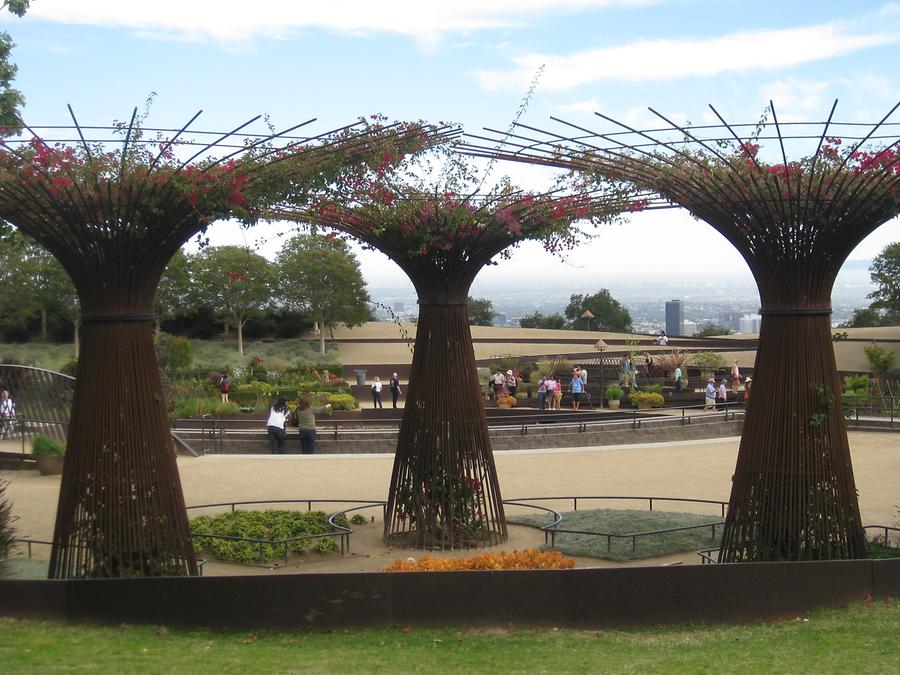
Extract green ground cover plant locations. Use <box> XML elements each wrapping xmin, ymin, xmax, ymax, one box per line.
<box><xmin>189</xmin><ymin>510</ymin><xmax>347</xmax><ymax>564</ymax></box>
<box><xmin>508</xmin><ymin>508</ymin><xmax>723</xmax><ymax>561</ymax></box>
<box><xmin>0</xmin><ymin>602</ymin><xmax>895</xmax><ymax>673</ymax></box>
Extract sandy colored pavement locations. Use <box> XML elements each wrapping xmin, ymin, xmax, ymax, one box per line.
<box><xmin>2</xmin><ymin>431</ymin><xmax>897</xmax><ymax>574</ymax></box>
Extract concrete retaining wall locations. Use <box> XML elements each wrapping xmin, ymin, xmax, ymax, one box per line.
<box><xmin>181</xmin><ymin>418</ymin><xmax>745</xmax><ymax>455</ymax></box>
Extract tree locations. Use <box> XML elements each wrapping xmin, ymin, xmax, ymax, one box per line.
<box><xmin>866</xmin><ymin>242</ymin><xmax>900</xmax><ymax>320</ymax></box>
<box><xmin>190</xmin><ymin>246</ymin><xmax>273</xmax><ymax>355</ymax></box>
<box><xmin>467</xmin><ymin>297</ymin><xmax>497</xmax><ymax>327</ymax></box>
<box><xmin>564</xmin><ymin>290</ymin><xmax>631</xmax><ymax>332</ymax></box>
<box><xmin>519</xmin><ymin>311</ymin><xmax>567</xmax><ymax>329</ymax></box>
<box><xmin>864</xmin><ymin>343</ymin><xmax>897</xmax><ymax>393</ymax></box>
<box><xmin>277</xmin><ymin>232</ymin><xmax>372</xmax><ymax>354</ymax></box>
<box><xmin>0</xmin><ymin>225</ymin><xmax>32</xmax><ymax>334</ymax></box>
<box><xmin>155</xmin><ymin>249</ymin><xmax>192</xmax><ymax>331</ymax></box>
<box><xmin>0</xmin><ymin>1</ymin><xmax>28</xmax><ymax>131</ymax></box>
<box><xmin>19</xmin><ymin>237</ymin><xmax>79</xmax><ymax>342</ymax></box>
<box><xmin>840</xmin><ymin>307</ymin><xmax>882</xmax><ymax>328</ymax></box>
<box><xmin>696</xmin><ymin>323</ymin><xmax>734</xmax><ymax>337</ymax></box>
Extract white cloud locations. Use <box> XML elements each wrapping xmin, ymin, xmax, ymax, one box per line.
<box><xmin>758</xmin><ymin>78</ymin><xmax>832</xmax><ymax>121</ymax></box>
<box><xmin>476</xmin><ymin>18</ymin><xmax>900</xmax><ymax>90</ymax></box>
<box><xmin>23</xmin><ymin>0</ymin><xmax>659</xmax><ymax>45</ymax></box>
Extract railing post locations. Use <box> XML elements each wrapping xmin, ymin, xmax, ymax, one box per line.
<box><xmin>649</xmin><ymin>498</ymin><xmax>653</xmax><ymax>512</ymax></box>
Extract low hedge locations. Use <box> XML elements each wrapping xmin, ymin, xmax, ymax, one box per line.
<box><xmin>190</xmin><ymin>510</ymin><xmax>348</xmax><ymax>564</ymax></box>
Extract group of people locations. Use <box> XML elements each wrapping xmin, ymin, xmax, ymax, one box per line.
<box><xmin>370</xmin><ymin>374</ymin><xmax>402</xmax><ymax>409</ymax></box>
<box><xmin>490</xmin><ymin>369</ymin><xmax>520</xmax><ymax>399</ymax></box>
<box><xmin>536</xmin><ymin>366</ymin><xmax>588</xmax><ymax>411</ymax></box>
<box><xmin>266</xmin><ymin>396</ymin><xmax>332</xmax><ymax>455</ymax></box>
<box><xmin>703</xmin><ymin>361</ymin><xmax>752</xmax><ymax>411</ymax></box>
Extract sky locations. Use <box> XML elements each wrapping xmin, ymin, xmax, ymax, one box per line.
<box><xmin>5</xmin><ymin>0</ymin><xmax>900</xmax><ymax>293</ymax></box>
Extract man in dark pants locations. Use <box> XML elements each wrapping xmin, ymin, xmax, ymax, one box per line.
<box><xmin>389</xmin><ymin>372</ymin><xmax>402</xmax><ymax>408</ymax></box>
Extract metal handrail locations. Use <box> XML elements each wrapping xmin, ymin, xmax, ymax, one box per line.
<box><xmin>199</xmin><ymin>414</ymin><xmax>224</xmax><ymax>454</ymax></box>
<box><xmin>185</xmin><ymin>498</ymin><xmax>388</xmax><ymax>557</ymax></box>
<box><xmin>505</xmin><ymin>495</ymin><xmax>729</xmax><ymax>554</ymax></box>
<box><xmin>697</xmin><ymin>525</ymin><xmax>900</xmax><ymax>565</ymax></box>
<box><xmin>8</xmin><ymin>538</ymin><xmax>207</xmax><ymax>575</ymax></box>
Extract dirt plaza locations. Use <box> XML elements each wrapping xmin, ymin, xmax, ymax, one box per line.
<box><xmin>2</xmin><ymin>430</ymin><xmax>896</xmax><ymax>575</ymax></box>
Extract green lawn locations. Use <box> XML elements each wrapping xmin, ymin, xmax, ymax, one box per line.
<box><xmin>508</xmin><ymin>508</ymin><xmax>724</xmax><ymax>562</ymax></box>
<box><xmin>0</xmin><ymin>601</ymin><xmax>895</xmax><ymax>673</ymax></box>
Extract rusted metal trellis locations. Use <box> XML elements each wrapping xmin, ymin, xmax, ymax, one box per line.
<box><xmin>463</xmin><ymin>100</ymin><xmax>900</xmax><ymax>561</ymax></box>
<box><xmin>0</xmin><ymin>109</ymin><xmax>434</xmax><ymax>577</ymax></box>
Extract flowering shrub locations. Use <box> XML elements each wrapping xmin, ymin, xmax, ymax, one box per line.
<box><xmin>394</xmin><ymin>465</ymin><xmax>489</xmax><ymax>543</ymax></box>
<box><xmin>384</xmin><ymin>548</ymin><xmax>575</xmax><ymax>572</ymax></box>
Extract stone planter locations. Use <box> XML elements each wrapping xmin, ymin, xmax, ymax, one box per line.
<box><xmin>608</xmin><ymin>400</ymin><xmax>621</xmax><ymax>409</ymax></box>
<box><xmin>36</xmin><ymin>456</ymin><xmax>63</xmax><ymax>476</ymax></box>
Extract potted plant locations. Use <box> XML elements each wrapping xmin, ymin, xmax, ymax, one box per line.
<box><xmin>605</xmin><ymin>384</ymin><xmax>623</xmax><ymax>409</ymax></box>
<box><xmin>629</xmin><ymin>390</ymin><xmax>665</xmax><ymax>409</ymax></box>
<box><xmin>31</xmin><ymin>435</ymin><xmax>65</xmax><ymax>476</ymax></box>
<box><xmin>496</xmin><ymin>394</ymin><xmax>517</xmax><ymax>409</ymax></box>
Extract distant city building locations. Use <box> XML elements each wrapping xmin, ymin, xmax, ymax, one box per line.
<box><xmin>717</xmin><ymin>310</ymin><xmax>743</xmax><ymax>332</ymax></box>
<box><xmin>739</xmin><ymin>314</ymin><xmax>762</xmax><ymax>334</ymax></box>
<box><xmin>493</xmin><ymin>313</ymin><xmax>508</xmax><ymax>327</ymax></box>
<box><xmin>665</xmin><ymin>300</ymin><xmax>684</xmax><ymax>337</ymax></box>
<box><xmin>393</xmin><ymin>301</ymin><xmax>405</xmax><ymax>313</ymax></box>
<box><xmin>682</xmin><ymin>319</ymin><xmax>698</xmax><ymax>336</ymax></box>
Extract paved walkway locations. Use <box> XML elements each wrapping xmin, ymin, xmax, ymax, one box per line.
<box><xmin>2</xmin><ymin>431</ymin><xmax>896</xmax><ymax>574</ymax></box>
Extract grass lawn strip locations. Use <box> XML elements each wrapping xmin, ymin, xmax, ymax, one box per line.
<box><xmin>0</xmin><ymin>601</ymin><xmax>895</xmax><ymax>673</ymax></box>
<box><xmin>507</xmin><ymin>508</ymin><xmax>724</xmax><ymax>561</ymax></box>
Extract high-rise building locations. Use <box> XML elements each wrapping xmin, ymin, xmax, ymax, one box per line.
<box><xmin>665</xmin><ymin>300</ymin><xmax>684</xmax><ymax>336</ymax></box>
<box><xmin>738</xmin><ymin>314</ymin><xmax>762</xmax><ymax>334</ymax></box>
<box><xmin>682</xmin><ymin>319</ymin><xmax>698</xmax><ymax>336</ymax></box>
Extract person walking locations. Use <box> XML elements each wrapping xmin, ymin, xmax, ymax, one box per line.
<box><xmin>266</xmin><ymin>397</ymin><xmax>290</xmax><ymax>454</ymax></box>
<box><xmin>718</xmin><ymin>378</ymin><xmax>728</xmax><ymax>406</ymax></box>
<box><xmin>674</xmin><ymin>366</ymin><xmax>683</xmax><ymax>394</ymax></box>
<box><xmin>731</xmin><ymin>359</ymin><xmax>741</xmax><ymax>393</ymax></box>
<box><xmin>371</xmin><ymin>376</ymin><xmax>383</xmax><ymax>409</ymax></box>
<box><xmin>626</xmin><ymin>356</ymin><xmax>637</xmax><ymax>389</ymax></box>
<box><xmin>618</xmin><ymin>355</ymin><xmax>628</xmax><ymax>385</ymax></box>
<box><xmin>644</xmin><ymin>352</ymin><xmax>655</xmax><ymax>381</ymax></box>
<box><xmin>294</xmin><ymin>397</ymin><xmax>331</xmax><ymax>454</ymax></box>
<box><xmin>570</xmin><ymin>370</ymin><xmax>585</xmax><ymax>411</ymax></box>
<box><xmin>704</xmin><ymin>378</ymin><xmax>717</xmax><ymax>412</ymax></box>
<box><xmin>389</xmin><ymin>373</ymin><xmax>402</xmax><ymax>408</ymax></box>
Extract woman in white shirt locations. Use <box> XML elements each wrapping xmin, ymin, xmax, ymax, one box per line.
<box><xmin>266</xmin><ymin>397</ymin><xmax>290</xmax><ymax>454</ymax></box>
<box><xmin>371</xmin><ymin>376</ymin><xmax>384</xmax><ymax>409</ymax></box>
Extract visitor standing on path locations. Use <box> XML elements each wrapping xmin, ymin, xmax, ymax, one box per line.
<box><xmin>626</xmin><ymin>356</ymin><xmax>637</xmax><ymax>389</ymax></box>
<box><xmin>704</xmin><ymin>378</ymin><xmax>717</xmax><ymax>411</ymax></box>
<box><xmin>266</xmin><ymin>397</ymin><xmax>290</xmax><ymax>454</ymax></box>
<box><xmin>294</xmin><ymin>397</ymin><xmax>331</xmax><ymax>454</ymax></box>
<box><xmin>545</xmin><ymin>376</ymin><xmax>558</xmax><ymax>410</ymax></box>
<box><xmin>371</xmin><ymin>376</ymin><xmax>383</xmax><ymax>409</ymax></box>
<box><xmin>219</xmin><ymin>376</ymin><xmax>230</xmax><ymax>403</ymax></box>
<box><xmin>0</xmin><ymin>390</ymin><xmax>15</xmax><ymax>438</ymax></box>
<box><xmin>570</xmin><ymin>370</ymin><xmax>585</xmax><ymax>411</ymax></box>
<box><xmin>674</xmin><ymin>366</ymin><xmax>683</xmax><ymax>394</ymax></box>
<box><xmin>644</xmin><ymin>352</ymin><xmax>655</xmax><ymax>381</ymax></box>
<box><xmin>718</xmin><ymin>379</ymin><xmax>728</xmax><ymax>406</ymax></box>
<box><xmin>389</xmin><ymin>373</ymin><xmax>402</xmax><ymax>408</ymax></box>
